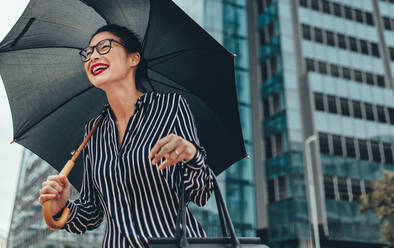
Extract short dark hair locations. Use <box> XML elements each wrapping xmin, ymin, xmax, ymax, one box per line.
<box><xmin>90</xmin><ymin>24</ymin><xmax>147</xmax><ymax>90</ymax></box>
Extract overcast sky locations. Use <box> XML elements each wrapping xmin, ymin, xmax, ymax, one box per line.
<box><xmin>0</xmin><ymin>0</ymin><xmax>30</xmax><ymax>237</ymax></box>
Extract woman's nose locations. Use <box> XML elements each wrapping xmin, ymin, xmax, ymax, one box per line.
<box><xmin>90</xmin><ymin>47</ymin><xmax>101</xmax><ymax>61</ymax></box>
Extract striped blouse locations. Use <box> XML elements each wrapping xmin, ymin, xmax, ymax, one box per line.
<box><xmin>59</xmin><ymin>92</ymin><xmax>214</xmax><ymax>247</ymax></box>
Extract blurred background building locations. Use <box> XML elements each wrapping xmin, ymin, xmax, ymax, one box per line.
<box><xmin>248</xmin><ymin>0</ymin><xmax>394</xmax><ymax>247</ymax></box>
<box><xmin>6</xmin><ymin>0</ymin><xmax>394</xmax><ymax>248</ymax></box>
<box><xmin>6</xmin><ymin>150</ymin><xmax>105</xmax><ymax>248</ymax></box>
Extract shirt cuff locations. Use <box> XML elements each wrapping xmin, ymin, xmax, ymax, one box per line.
<box><xmin>184</xmin><ymin>142</ymin><xmax>206</xmax><ymax>170</ymax></box>
<box><xmin>52</xmin><ymin>200</ymin><xmax>76</xmax><ymax>225</ymax></box>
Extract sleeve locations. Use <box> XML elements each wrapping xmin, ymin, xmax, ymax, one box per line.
<box><xmin>54</xmin><ymin>125</ymin><xmax>104</xmax><ymax>234</ymax></box>
<box><xmin>173</xmin><ymin>95</ymin><xmax>214</xmax><ymax>207</ymax></box>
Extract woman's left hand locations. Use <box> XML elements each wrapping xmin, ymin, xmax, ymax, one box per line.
<box><xmin>149</xmin><ymin>134</ymin><xmax>196</xmax><ymax>170</ymax></box>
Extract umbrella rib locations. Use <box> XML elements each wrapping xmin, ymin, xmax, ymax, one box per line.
<box><xmin>10</xmin><ymin>17</ymin><xmax>36</xmax><ymax>47</ymax></box>
<box><xmin>14</xmin><ymin>85</ymin><xmax>95</xmax><ymax>141</ymax></box>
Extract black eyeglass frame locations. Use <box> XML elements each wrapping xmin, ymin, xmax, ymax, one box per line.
<box><xmin>79</xmin><ymin>38</ymin><xmax>125</xmax><ymax>62</ymax></box>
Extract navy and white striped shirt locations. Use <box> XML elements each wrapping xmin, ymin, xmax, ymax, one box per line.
<box><xmin>60</xmin><ymin>92</ymin><xmax>214</xmax><ymax>247</ymax></box>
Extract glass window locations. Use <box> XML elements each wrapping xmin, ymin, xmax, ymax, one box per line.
<box><xmin>275</xmin><ymin>132</ymin><xmax>284</xmax><ymax>155</ymax></box>
<box><xmin>383</xmin><ymin>17</ymin><xmax>392</xmax><ymax>30</ymax></box>
<box><xmin>311</xmin><ymin>0</ymin><xmax>319</xmax><ymax>10</ymax></box>
<box><xmin>314</xmin><ymin>28</ymin><xmax>323</xmax><ymax>43</ymax></box>
<box><xmin>340</xmin><ymin>98</ymin><xmax>350</xmax><ymax>116</ymax></box>
<box><xmin>349</xmin><ymin>37</ymin><xmax>358</xmax><ymax>52</ymax></box>
<box><xmin>330</xmin><ymin>64</ymin><xmax>339</xmax><ymax>77</ymax></box>
<box><xmin>265</xmin><ymin>136</ymin><xmax>273</xmax><ymax>158</ymax></box>
<box><xmin>354</xmin><ymin>70</ymin><xmax>363</xmax><ymax>82</ymax></box>
<box><xmin>270</xmin><ymin>55</ymin><xmax>278</xmax><ymax>75</ymax></box>
<box><xmin>370</xmin><ymin>141</ymin><xmax>382</xmax><ymax>162</ymax></box>
<box><xmin>352</xmin><ymin>100</ymin><xmax>363</xmax><ymax>118</ymax></box>
<box><xmin>376</xmin><ymin>106</ymin><xmax>387</xmax><ymax>123</ymax></box>
<box><xmin>337</xmin><ymin>34</ymin><xmax>346</xmax><ymax>49</ymax></box>
<box><xmin>263</xmin><ymin>97</ymin><xmax>270</xmax><ymax>119</ymax></box>
<box><xmin>358</xmin><ymin>139</ymin><xmax>369</xmax><ymax>160</ymax></box>
<box><xmin>365</xmin><ymin>72</ymin><xmax>374</xmax><ymax>85</ymax></box>
<box><xmin>326</xmin><ymin>31</ymin><xmax>335</xmax><ymax>46</ymax></box>
<box><xmin>388</xmin><ymin>108</ymin><xmax>394</xmax><ymax>124</ymax></box>
<box><xmin>345</xmin><ymin>137</ymin><xmax>356</xmax><ymax>158</ymax></box>
<box><xmin>268</xmin><ymin>179</ymin><xmax>275</xmax><ymax>203</ymax></box>
<box><xmin>306</xmin><ymin>58</ymin><xmax>315</xmax><ymax>71</ymax></box>
<box><xmin>337</xmin><ymin>178</ymin><xmax>349</xmax><ymax>201</ymax></box>
<box><xmin>383</xmin><ymin>143</ymin><xmax>394</xmax><ymax>164</ymax></box>
<box><xmin>344</xmin><ymin>6</ymin><xmax>353</xmax><ymax>20</ymax></box>
<box><xmin>360</xmin><ymin>40</ymin><xmax>369</xmax><ymax>55</ymax></box>
<box><xmin>319</xmin><ymin>133</ymin><xmax>330</xmax><ymax>154</ymax></box>
<box><xmin>364</xmin><ymin>103</ymin><xmax>375</xmax><ymax>121</ymax></box>
<box><xmin>278</xmin><ymin>176</ymin><xmax>287</xmax><ymax>199</ymax></box>
<box><xmin>302</xmin><ymin>24</ymin><xmax>312</xmax><ymax>40</ymax></box>
<box><xmin>318</xmin><ymin>61</ymin><xmax>327</xmax><ymax>74</ymax></box>
<box><xmin>332</xmin><ymin>135</ymin><xmax>343</xmax><ymax>156</ymax></box>
<box><xmin>324</xmin><ymin>176</ymin><xmax>335</xmax><ymax>199</ymax></box>
<box><xmin>371</xmin><ymin>43</ymin><xmax>379</xmax><ymax>57</ymax></box>
<box><xmin>333</xmin><ymin>3</ymin><xmax>342</xmax><ymax>17</ymax></box>
<box><xmin>327</xmin><ymin>95</ymin><xmax>337</xmax><ymax>113</ymax></box>
<box><xmin>272</xmin><ymin>93</ymin><xmax>281</xmax><ymax>114</ymax></box>
<box><xmin>261</xmin><ymin>62</ymin><xmax>268</xmax><ymax>82</ymax></box>
<box><xmin>322</xmin><ymin>0</ymin><xmax>331</xmax><ymax>14</ymax></box>
<box><xmin>377</xmin><ymin>75</ymin><xmax>385</xmax><ymax>87</ymax></box>
<box><xmin>314</xmin><ymin>93</ymin><xmax>325</xmax><ymax>111</ymax></box>
<box><xmin>342</xmin><ymin>67</ymin><xmax>351</xmax><ymax>80</ymax></box>
<box><xmin>300</xmin><ymin>0</ymin><xmax>308</xmax><ymax>7</ymax></box>
<box><xmin>355</xmin><ymin>9</ymin><xmax>363</xmax><ymax>23</ymax></box>
<box><xmin>351</xmin><ymin>179</ymin><xmax>362</xmax><ymax>201</ymax></box>
<box><xmin>365</xmin><ymin>12</ymin><xmax>374</xmax><ymax>25</ymax></box>
<box><xmin>390</xmin><ymin>48</ymin><xmax>394</xmax><ymax>61</ymax></box>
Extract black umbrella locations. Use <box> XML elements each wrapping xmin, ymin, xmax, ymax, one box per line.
<box><xmin>0</xmin><ymin>0</ymin><xmax>245</xmax><ymax>190</ymax></box>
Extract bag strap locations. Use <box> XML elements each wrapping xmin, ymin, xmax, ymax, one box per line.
<box><xmin>175</xmin><ymin>167</ymin><xmax>241</xmax><ymax>248</ymax></box>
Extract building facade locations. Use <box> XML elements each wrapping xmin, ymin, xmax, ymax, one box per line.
<box><xmin>173</xmin><ymin>0</ymin><xmax>257</xmax><ymax>237</ymax></box>
<box><xmin>248</xmin><ymin>0</ymin><xmax>394</xmax><ymax>247</ymax></box>
<box><xmin>7</xmin><ymin>150</ymin><xmax>105</xmax><ymax>248</ymax></box>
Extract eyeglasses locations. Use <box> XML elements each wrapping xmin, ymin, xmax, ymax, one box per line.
<box><xmin>79</xmin><ymin>39</ymin><xmax>125</xmax><ymax>62</ymax></box>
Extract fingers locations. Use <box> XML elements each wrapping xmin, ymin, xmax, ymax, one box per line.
<box><xmin>151</xmin><ymin>135</ymin><xmax>183</xmax><ymax>165</ymax></box>
<box><xmin>38</xmin><ymin>194</ymin><xmax>57</xmax><ymax>205</ymax></box>
<box><xmin>149</xmin><ymin>135</ymin><xmax>172</xmax><ymax>160</ymax></box>
<box><xmin>39</xmin><ymin>175</ymin><xmax>66</xmax><ymax>204</ymax></box>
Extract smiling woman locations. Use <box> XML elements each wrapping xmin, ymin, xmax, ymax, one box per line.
<box><xmin>38</xmin><ymin>24</ymin><xmax>214</xmax><ymax>248</ymax></box>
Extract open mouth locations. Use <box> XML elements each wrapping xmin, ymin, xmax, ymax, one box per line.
<box><xmin>90</xmin><ymin>63</ymin><xmax>109</xmax><ymax>76</ymax></box>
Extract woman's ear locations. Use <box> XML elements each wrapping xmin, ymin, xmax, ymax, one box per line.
<box><xmin>128</xmin><ymin>52</ymin><xmax>141</xmax><ymax>67</ymax></box>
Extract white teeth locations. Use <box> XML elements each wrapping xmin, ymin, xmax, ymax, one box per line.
<box><xmin>92</xmin><ymin>65</ymin><xmax>109</xmax><ymax>73</ymax></box>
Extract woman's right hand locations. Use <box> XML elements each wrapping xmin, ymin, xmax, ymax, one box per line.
<box><xmin>39</xmin><ymin>175</ymin><xmax>70</xmax><ymax>216</ymax></box>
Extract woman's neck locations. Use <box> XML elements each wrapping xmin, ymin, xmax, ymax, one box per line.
<box><xmin>103</xmin><ymin>78</ymin><xmax>144</xmax><ymax>123</ymax></box>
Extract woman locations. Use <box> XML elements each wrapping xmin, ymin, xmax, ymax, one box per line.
<box><xmin>38</xmin><ymin>24</ymin><xmax>214</xmax><ymax>247</ymax></box>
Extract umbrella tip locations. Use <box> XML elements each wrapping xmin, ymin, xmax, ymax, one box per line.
<box><xmin>245</xmin><ymin>153</ymin><xmax>250</xmax><ymax>159</ymax></box>
<box><xmin>10</xmin><ymin>139</ymin><xmax>16</xmax><ymax>144</ymax></box>
<box><xmin>232</xmin><ymin>53</ymin><xmax>237</xmax><ymax>57</ymax></box>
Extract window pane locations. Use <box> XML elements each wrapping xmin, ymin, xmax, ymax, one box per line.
<box><xmin>355</xmin><ymin>9</ymin><xmax>363</xmax><ymax>23</ymax></box>
<box><xmin>351</xmin><ymin>179</ymin><xmax>362</xmax><ymax>201</ymax></box>
<box><xmin>344</xmin><ymin>7</ymin><xmax>353</xmax><ymax>20</ymax></box>
<box><xmin>354</xmin><ymin>70</ymin><xmax>363</xmax><ymax>82</ymax></box>
<box><xmin>327</xmin><ymin>95</ymin><xmax>337</xmax><ymax>113</ymax></box>
<box><xmin>360</xmin><ymin>40</ymin><xmax>369</xmax><ymax>55</ymax></box>
<box><xmin>324</xmin><ymin>176</ymin><xmax>335</xmax><ymax>199</ymax></box>
<box><xmin>265</xmin><ymin>136</ymin><xmax>272</xmax><ymax>158</ymax></box>
<box><xmin>311</xmin><ymin>0</ymin><xmax>319</xmax><ymax>10</ymax></box>
<box><xmin>343</xmin><ymin>67</ymin><xmax>351</xmax><ymax>80</ymax></box>
<box><xmin>314</xmin><ymin>28</ymin><xmax>323</xmax><ymax>43</ymax></box>
<box><xmin>319</xmin><ymin>133</ymin><xmax>330</xmax><ymax>154</ymax></box>
<box><xmin>326</xmin><ymin>31</ymin><xmax>335</xmax><ymax>46</ymax></box>
<box><xmin>322</xmin><ymin>0</ymin><xmax>330</xmax><ymax>14</ymax></box>
<box><xmin>338</xmin><ymin>178</ymin><xmax>349</xmax><ymax>201</ymax></box>
<box><xmin>364</xmin><ymin>103</ymin><xmax>375</xmax><ymax>121</ymax></box>
<box><xmin>349</xmin><ymin>37</ymin><xmax>358</xmax><ymax>52</ymax></box>
<box><xmin>306</xmin><ymin>58</ymin><xmax>315</xmax><ymax>71</ymax></box>
<box><xmin>370</xmin><ymin>141</ymin><xmax>382</xmax><ymax>162</ymax></box>
<box><xmin>365</xmin><ymin>12</ymin><xmax>374</xmax><ymax>25</ymax></box>
<box><xmin>358</xmin><ymin>139</ymin><xmax>369</xmax><ymax>160</ymax></box>
<box><xmin>383</xmin><ymin>143</ymin><xmax>394</xmax><ymax>164</ymax></box>
<box><xmin>376</xmin><ymin>106</ymin><xmax>387</xmax><ymax>123</ymax></box>
<box><xmin>330</xmin><ymin>64</ymin><xmax>339</xmax><ymax>77</ymax></box>
<box><xmin>332</xmin><ymin>135</ymin><xmax>343</xmax><ymax>156</ymax></box>
<box><xmin>318</xmin><ymin>61</ymin><xmax>327</xmax><ymax>74</ymax></box>
<box><xmin>383</xmin><ymin>17</ymin><xmax>392</xmax><ymax>30</ymax></box>
<box><xmin>302</xmin><ymin>24</ymin><xmax>312</xmax><ymax>40</ymax></box>
<box><xmin>340</xmin><ymin>98</ymin><xmax>350</xmax><ymax>116</ymax></box>
<box><xmin>333</xmin><ymin>3</ymin><xmax>342</xmax><ymax>17</ymax></box>
<box><xmin>352</xmin><ymin>100</ymin><xmax>363</xmax><ymax>118</ymax></box>
<box><xmin>337</xmin><ymin>34</ymin><xmax>346</xmax><ymax>49</ymax></box>
<box><xmin>263</xmin><ymin>97</ymin><xmax>270</xmax><ymax>119</ymax></box>
<box><xmin>388</xmin><ymin>108</ymin><xmax>394</xmax><ymax>124</ymax></box>
<box><xmin>366</xmin><ymin>72</ymin><xmax>374</xmax><ymax>85</ymax></box>
<box><xmin>275</xmin><ymin>132</ymin><xmax>284</xmax><ymax>155</ymax></box>
<box><xmin>314</xmin><ymin>93</ymin><xmax>325</xmax><ymax>111</ymax></box>
<box><xmin>345</xmin><ymin>137</ymin><xmax>356</xmax><ymax>158</ymax></box>
<box><xmin>371</xmin><ymin>43</ymin><xmax>379</xmax><ymax>57</ymax></box>
<box><xmin>268</xmin><ymin>179</ymin><xmax>275</xmax><ymax>203</ymax></box>
<box><xmin>278</xmin><ymin>176</ymin><xmax>287</xmax><ymax>199</ymax></box>
<box><xmin>377</xmin><ymin>75</ymin><xmax>385</xmax><ymax>87</ymax></box>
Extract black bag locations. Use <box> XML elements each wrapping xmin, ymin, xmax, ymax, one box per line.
<box><xmin>148</xmin><ymin>170</ymin><xmax>268</xmax><ymax>247</ymax></box>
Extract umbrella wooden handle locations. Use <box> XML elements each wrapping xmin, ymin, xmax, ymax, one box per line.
<box><xmin>42</xmin><ymin>160</ymin><xmax>75</xmax><ymax>230</ymax></box>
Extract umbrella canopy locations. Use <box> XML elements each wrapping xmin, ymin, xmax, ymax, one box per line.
<box><xmin>0</xmin><ymin>0</ymin><xmax>246</xmax><ymax>190</ymax></box>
